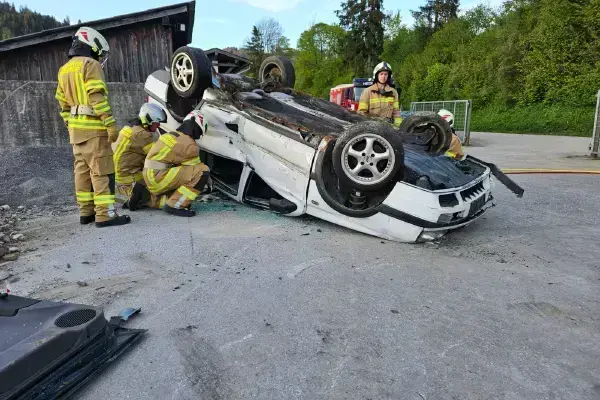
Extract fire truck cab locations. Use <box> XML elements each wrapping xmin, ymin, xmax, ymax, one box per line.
<box><xmin>329</xmin><ymin>78</ymin><xmax>374</xmax><ymax>112</ymax></box>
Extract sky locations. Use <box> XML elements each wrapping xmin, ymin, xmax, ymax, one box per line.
<box><xmin>11</xmin><ymin>0</ymin><xmax>497</xmax><ymax>50</ymax></box>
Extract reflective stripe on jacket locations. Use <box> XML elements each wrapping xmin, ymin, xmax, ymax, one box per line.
<box><xmin>445</xmin><ymin>133</ymin><xmax>465</xmax><ymax>160</ymax></box>
<box><xmin>357</xmin><ymin>83</ymin><xmax>402</xmax><ymax>127</ymax></box>
<box><xmin>55</xmin><ymin>56</ymin><xmax>117</xmax><ymax>144</ymax></box>
<box><xmin>113</xmin><ymin>124</ymin><xmax>157</xmax><ymax>184</ymax></box>
<box><xmin>143</xmin><ymin>132</ymin><xmax>203</xmax><ymax>193</ymax></box>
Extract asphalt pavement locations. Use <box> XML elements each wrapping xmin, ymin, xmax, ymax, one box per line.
<box><xmin>5</xmin><ymin>133</ymin><xmax>600</xmax><ymax>400</ymax></box>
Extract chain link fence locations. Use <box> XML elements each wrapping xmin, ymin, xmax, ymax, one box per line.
<box><xmin>409</xmin><ymin>100</ymin><xmax>472</xmax><ymax>145</ymax></box>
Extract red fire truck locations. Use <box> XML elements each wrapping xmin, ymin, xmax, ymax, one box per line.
<box><xmin>329</xmin><ymin>78</ymin><xmax>374</xmax><ymax>112</ymax></box>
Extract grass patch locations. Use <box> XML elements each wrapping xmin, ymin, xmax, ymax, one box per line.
<box><xmin>470</xmin><ymin>104</ymin><xmax>596</xmax><ymax>137</ymax></box>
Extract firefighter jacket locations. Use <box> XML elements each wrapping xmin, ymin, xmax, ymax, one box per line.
<box><xmin>143</xmin><ymin>131</ymin><xmax>204</xmax><ymax>193</ymax></box>
<box><xmin>445</xmin><ymin>133</ymin><xmax>465</xmax><ymax>160</ymax></box>
<box><xmin>113</xmin><ymin>124</ymin><xmax>157</xmax><ymax>184</ymax></box>
<box><xmin>357</xmin><ymin>83</ymin><xmax>402</xmax><ymax>127</ymax></box>
<box><xmin>55</xmin><ymin>56</ymin><xmax>117</xmax><ymax>144</ymax></box>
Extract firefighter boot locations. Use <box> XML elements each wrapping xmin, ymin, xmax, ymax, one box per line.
<box><xmin>128</xmin><ymin>182</ymin><xmax>151</xmax><ymax>211</ymax></box>
<box><xmin>163</xmin><ymin>204</ymin><xmax>196</xmax><ymax>217</ymax></box>
<box><xmin>96</xmin><ymin>214</ymin><xmax>131</xmax><ymax>228</ymax></box>
<box><xmin>80</xmin><ymin>214</ymin><xmax>96</xmax><ymax>225</ymax></box>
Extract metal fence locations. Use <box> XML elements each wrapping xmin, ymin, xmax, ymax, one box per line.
<box><xmin>410</xmin><ymin>100</ymin><xmax>472</xmax><ymax>145</ymax></box>
<box><xmin>591</xmin><ymin>90</ymin><xmax>600</xmax><ymax>158</ymax></box>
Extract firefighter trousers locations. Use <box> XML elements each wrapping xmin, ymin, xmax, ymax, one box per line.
<box><xmin>142</xmin><ymin>163</ymin><xmax>210</xmax><ymax>210</ymax></box>
<box><xmin>115</xmin><ymin>172</ymin><xmax>144</xmax><ymax>204</ymax></box>
<box><xmin>72</xmin><ymin>136</ymin><xmax>117</xmax><ymax>222</ymax></box>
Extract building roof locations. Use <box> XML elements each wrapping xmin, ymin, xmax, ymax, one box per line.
<box><xmin>0</xmin><ymin>1</ymin><xmax>195</xmax><ymax>52</ymax></box>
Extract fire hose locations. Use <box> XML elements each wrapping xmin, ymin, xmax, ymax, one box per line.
<box><xmin>502</xmin><ymin>169</ymin><xmax>600</xmax><ymax>175</ymax></box>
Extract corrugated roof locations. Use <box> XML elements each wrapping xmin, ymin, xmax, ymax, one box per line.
<box><xmin>0</xmin><ymin>1</ymin><xmax>195</xmax><ymax>52</ymax></box>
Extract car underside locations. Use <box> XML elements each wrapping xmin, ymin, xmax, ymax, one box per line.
<box><xmin>144</xmin><ymin>47</ymin><xmax>524</xmax><ymax>242</ymax></box>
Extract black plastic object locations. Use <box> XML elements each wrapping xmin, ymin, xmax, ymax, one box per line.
<box><xmin>268</xmin><ymin>198</ymin><xmax>297</xmax><ymax>214</ymax></box>
<box><xmin>0</xmin><ymin>294</ymin><xmax>146</xmax><ymax>400</ymax></box>
<box><xmin>466</xmin><ymin>155</ymin><xmax>525</xmax><ymax>198</ymax></box>
<box><xmin>119</xmin><ymin>307</ymin><xmax>141</xmax><ymax>322</ymax></box>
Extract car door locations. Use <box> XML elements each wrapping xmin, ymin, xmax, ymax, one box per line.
<box><xmin>235</xmin><ymin>115</ymin><xmax>316</xmax><ymax>215</ymax></box>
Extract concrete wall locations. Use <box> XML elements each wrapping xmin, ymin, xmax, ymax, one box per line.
<box><xmin>0</xmin><ymin>80</ymin><xmax>146</xmax><ymax>206</ymax></box>
<box><xmin>0</xmin><ymin>80</ymin><xmax>146</xmax><ymax>146</ymax></box>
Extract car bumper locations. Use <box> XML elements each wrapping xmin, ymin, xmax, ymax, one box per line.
<box><xmin>379</xmin><ymin>172</ymin><xmax>494</xmax><ymax>230</ymax></box>
<box><xmin>306</xmin><ymin>171</ymin><xmax>494</xmax><ymax>243</ymax></box>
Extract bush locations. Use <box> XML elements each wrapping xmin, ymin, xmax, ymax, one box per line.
<box><xmin>471</xmin><ymin>104</ymin><xmax>596</xmax><ymax>136</ymax></box>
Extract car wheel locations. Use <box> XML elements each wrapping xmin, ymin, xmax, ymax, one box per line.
<box><xmin>259</xmin><ymin>56</ymin><xmax>296</xmax><ymax>88</ymax></box>
<box><xmin>332</xmin><ymin>121</ymin><xmax>405</xmax><ymax>192</ymax></box>
<box><xmin>170</xmin><ymin>46</ymin><xmax>213</xmax><ymax>99</ymax></box>
<box><xmin>166</xmin><ymin>84</ymin><xmax>199</xmax><ymax>122</ymax></box>
<box><xmin>398</xmin><ymin>112</ymin><xmax>453</xmax><ymax>154</ymax></box>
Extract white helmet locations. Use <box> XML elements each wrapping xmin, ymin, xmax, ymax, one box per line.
<box><xmin>73</xmin><ymin>27</ymin><xmax>110</xmax><ymax>66</ymax></box>
<box><xmin>139</xmin><ymin>103</ymin><xmax>167</xmax><ymax>128</ymax></box>
<box><xmin>438</xmin><ymin>109</ymin><xmax>454</xmax><ymax>127</ymax></box>
<box><xmin>373</xmin><ymin>61</ymin><xmax>393</xmax><ymax>83</ymax></box>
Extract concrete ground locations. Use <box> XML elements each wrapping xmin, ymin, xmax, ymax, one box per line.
<box><xmin>3</xmin><ymin>133</ymin><xmax>600</xmax><ymax>400</ymax></box>
<box><xmin>467</xmin><ymin>132</ymin><xmax>600</xmax><ymax>170</ymax></box>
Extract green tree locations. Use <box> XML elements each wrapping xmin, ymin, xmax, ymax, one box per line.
<box><xmin>243</xmin><ymin>18</ymin><xmax>293</xmax><ymax>77</ymax></box>
<box><xmin>336</xmin><ymin>0</ymin><xmax>385</xmax><ymax>75</ymax></box>
<box><xmin>381</xmin><ymin>11</ymin><xmax>422</xmax><ymax>71</ymax></box>
<box><xmin>295</xmin><ymin>23</ymin><xmax>352</xmax><ymax>97</ymax></box>
<box><xmin>0</xmin><ymin>1</ymin><xmax>70</xmax><ymax>40</ymax></box>
<box><xmin>243</xmin><ymin>26</ymin><xmax>264</xmax><ymax>78</ymax></box>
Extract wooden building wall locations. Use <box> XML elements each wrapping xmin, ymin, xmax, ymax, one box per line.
<box><xmin>0</xmin><ymin>20</ymin><xmax>173</xmax><ymax>83</ymax></box>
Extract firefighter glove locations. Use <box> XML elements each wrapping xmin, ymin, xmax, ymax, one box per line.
<box><xmin>107</xmin><ymin>125</ymin><xmax>120</xmax><ymax>142</ymax></box>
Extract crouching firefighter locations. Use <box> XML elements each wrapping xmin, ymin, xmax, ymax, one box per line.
<box><xmin>55</xmin><ymin>27</ymin><xmax>130</xmax><ymax>227</ymax></box>
<box><xmin>357</xmin><ymin>61</ymin><xmax>402</xmax><ymax>128</ymax></box>
<box><xmin>437</xmin><ymin>109</ymin><xmax>466</xmax><ymax>160</ymax></box>
<box><xmin>128</xmin><ymin>110</ymin><xmax>213</xmax><ymax>217</ymax></box>
<box><xmin>113</xmin><ymin>103</ymin><xmax>167</xmax><ymax>207</ymax></box>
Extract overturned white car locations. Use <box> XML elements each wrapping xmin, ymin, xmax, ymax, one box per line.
<box><xmin>144</xmin><ymin>46</ymin><xmax>524</xmax><ymax>243</ymax></box>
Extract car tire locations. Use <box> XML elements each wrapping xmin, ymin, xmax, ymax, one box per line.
<box><xmin>332</xmin><ymin>121</ymin><xmax>405</xmax><ymax>192</ymax></box>
<box><xmin>398</xmin><ymin>112</ymin><xmax>453</xmax><ymax>154</ymax></box>
<box><xmin>166</xmin><ymin>84</ymin><xmax>199</xmax><ymax>122</ymax></box>
<box><xmin>259</xmin><ymin>56</ymin><xmax>296</xmax><ymax>88</ymax></box>
<box><xmin>170</xmin><ymin>46</ymin><xmax>213</xmax><ymax>99</ymax></box>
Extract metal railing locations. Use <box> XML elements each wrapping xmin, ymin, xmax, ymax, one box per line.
<box><xmin>591</xmin><ymin>90</ymin><xmax>600</xmax><ymax>158</ymax></box>
<box><xmin>410</xmin><ymin>100</ymin><xmax>472</xmax><ymax>145</ymax></box>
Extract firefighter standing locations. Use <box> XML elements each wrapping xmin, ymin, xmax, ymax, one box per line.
<box><xmin>55</xmin><ymin>27</ymin><xmax>130</xmax><ymax>227</ymax></box>
<box><xmin>113</xmin><ymin>103</ymin><xmax>167</xmax><ymax>207</ymax></box>
<box><xmin>357</xmin><ymin>62</ymin><xmax>402</xmax><ymax>128</ymax></box>
<box><xmin>437</xmin><ymin>109</ymin><xmax>466</xmax><ymax>160</ymax></box>
<box><xmin>127</xmin><ymin>110</ymin><xmax>212</xmax><ymax>217</ymax></box>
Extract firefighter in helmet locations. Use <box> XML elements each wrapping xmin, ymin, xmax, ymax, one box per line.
<box><xmin>357</xmin><ymin>61</ymin><xmax>402</xmax><ymax>128</ymax></box>
<box><xmin>113</xmin><ymin>103</ymin><xmax>167</xmax><ymax>207</ymax></box>
<box><xmin>127</xmin><ymin>110</ymin><xmax>213</xmax><ymax>217</ymax></box>
<box><xmin>437</xmin><ymin>109</ymin><xmax>466</xmax><ymax>160</ymax></box>
<box><xmin>55</xmin><ymin>27</ymin><xmax>130</xmax><ymax>227</ymax></box>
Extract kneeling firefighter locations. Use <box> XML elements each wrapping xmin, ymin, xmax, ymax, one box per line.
<box><xmin>437</xmin><ymin>109</ymin><xmax>465</xmax><ymax>160</ymax></box>
<box><xmin>113</xmin><ymin>103</ymin><xmax>167</xmax><ymax>207</ymax></box>
<box><xmin>357</xmin><ymin>61</ymin><xmax>402</xmax><ymax>128</ymax></box>
<box><xmin>55</xmin><ymin>26</ymin><xmax>130</xmax><ymax>227</ymax></box>
<box><xmin>127</xmin><ymin>110</ymin><xmax>212</xmax><ymax>217</ymax></box>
